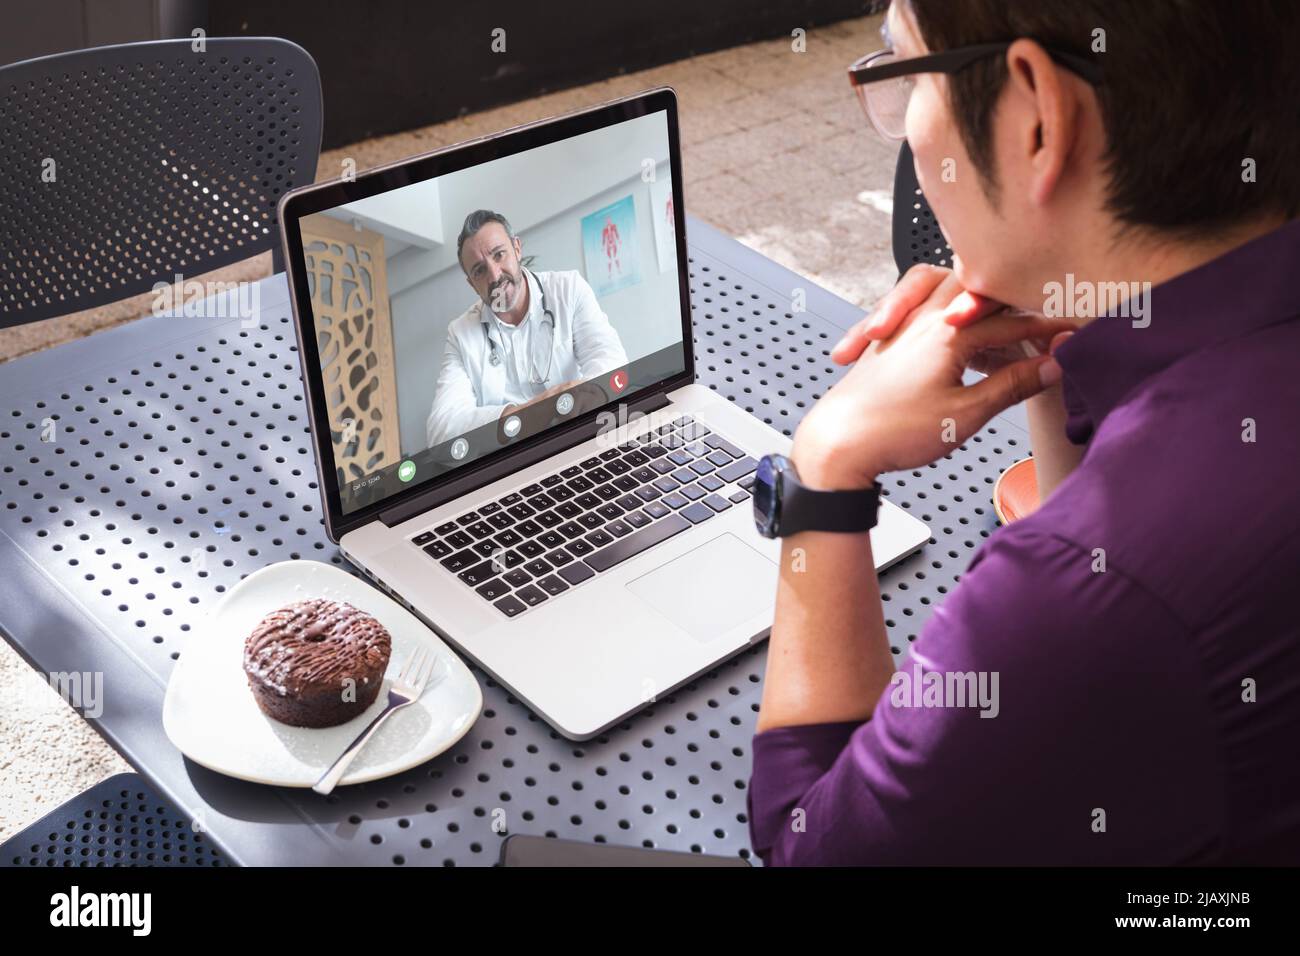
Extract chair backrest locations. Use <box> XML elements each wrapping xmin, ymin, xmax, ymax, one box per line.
<box><xmin>0</xmin><ymin>37</ymin><xmax>323</xmax><ymax>329</ymax></box>
<box><xmin>891</xmin><ymin>140</ymin><xmax>953</xmax><ymax>276</ymax></box>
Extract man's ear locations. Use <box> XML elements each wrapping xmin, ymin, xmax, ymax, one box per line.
<box><xmin>512</xmin><ymin>235</ymin><xmax>523</xmax><ymax>261</ymax></box>
<box><xmin>1003</xmin><ymin>39</ymin><xmax>1081</xmax><ymax>208</ymax></box>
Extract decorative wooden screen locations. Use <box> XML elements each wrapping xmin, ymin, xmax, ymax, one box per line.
<box><xmin>300</xmin><ymin>215</ymin><xmax>401</xmax><ymax>489</ymax></box>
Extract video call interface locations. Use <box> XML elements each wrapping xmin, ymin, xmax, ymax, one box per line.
<box><xmin>297</xmin><ymin>111</ymin><xmax>687</xmax><ymax>515</ymax></box>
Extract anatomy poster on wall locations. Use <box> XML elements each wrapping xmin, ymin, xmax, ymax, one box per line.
<box><xmin>581</xmin><ymin>195</ymin><xmax>641</xmax><ymax>297</ymax></box>
<box><xmin>650</xmin><ymin>176</ymin><xmax>675</xmax><ymax>274</ymax></box>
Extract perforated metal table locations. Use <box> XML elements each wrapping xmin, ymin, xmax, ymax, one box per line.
<box><xmin>0</xmin><ymin>216</ymin><xmax>1029</xmax><ymax>866</ymax></box>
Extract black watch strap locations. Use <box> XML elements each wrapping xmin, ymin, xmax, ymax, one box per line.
<box><xmin>783</xmin><ymin>476</ymin><xmax>881</xmax><ymax>534</ymax></box>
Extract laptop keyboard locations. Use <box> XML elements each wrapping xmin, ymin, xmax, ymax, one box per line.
<box><xmin>407</xmin><ymin>415</ymin><xmax>758</xmax><ymax>618</ymax></box>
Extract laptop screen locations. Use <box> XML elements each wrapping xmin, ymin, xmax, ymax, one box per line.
<box><xmin>291</xmin><ymin>104</ymin><xmax>687</xmax><ymax>518</ymax></box>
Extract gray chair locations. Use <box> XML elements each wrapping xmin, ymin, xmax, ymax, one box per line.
<box><xmin>0</xmin><ymin>36</ymin><xmax>322</xmax><ymax>866</ymax></box>
<box><xmin>0</xmin><ymin>36</ymin><xmax>323</xmax><ymax>329</ymax></box>
<box><xmin>891</xmin><ymin>140</ymin><xmax>953</xmax><ymax>275</ymax></box>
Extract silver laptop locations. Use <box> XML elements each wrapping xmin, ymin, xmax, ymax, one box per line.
<box><xmin>279</xmin><ymin>88</ymin><xmax>929</xmax><ymax>740</ymax></box>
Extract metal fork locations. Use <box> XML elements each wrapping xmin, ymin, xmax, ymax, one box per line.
<box><xmin>312</xmin><ymin>645</ymin><xmax>437</xmax><ymax>795</ymax></box>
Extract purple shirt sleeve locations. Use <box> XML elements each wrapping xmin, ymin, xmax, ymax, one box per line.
<box><xmin>746</xmin><ymin>526</ymin><xmax>1223</xmax><ymax>865</ymax></box>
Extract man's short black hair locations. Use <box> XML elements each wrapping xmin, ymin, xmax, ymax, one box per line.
<box><xmin>901</xmin><ymin>0</ymin><xmax>1300</xmax><ymax>235</ymax></box>
<box><xmin>457</xmin><ymin>209</ymin><xmax>514</xmax><ymax>271</ymax></box>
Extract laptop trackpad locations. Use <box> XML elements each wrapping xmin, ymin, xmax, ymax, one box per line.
<box><xmin>626</xmin><ymin>533</ymin><xmax>776</xmax><ymax>643</ymax></box>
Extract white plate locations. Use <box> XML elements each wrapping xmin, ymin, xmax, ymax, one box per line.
<box><xmin>163</xmin><ymin>560</ymin><xmax>482</xmax><ymax>787</ymax></box>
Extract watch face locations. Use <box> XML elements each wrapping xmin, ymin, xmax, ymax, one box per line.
<box><xmin>752</xmin><ymin>455</ymin><xmax>782</xmax><ymax>537</ymax></box>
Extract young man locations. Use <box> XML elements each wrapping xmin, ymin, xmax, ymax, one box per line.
<box><xmin>748</xmin><ymin>0</ymin><xmax>1300</xmax><ymax>864</ymax></box>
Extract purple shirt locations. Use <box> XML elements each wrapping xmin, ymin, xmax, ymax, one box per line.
<box><xmin>748</xmin><ymin>219</ymin><xmax>1300</xmax><ymax>865</ymax></box>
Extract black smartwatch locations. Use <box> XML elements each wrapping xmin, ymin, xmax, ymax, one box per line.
<box><xmin>752</xmin><ymin>453</ymin><xmax>880</xmax><ymax>538</ymax></box>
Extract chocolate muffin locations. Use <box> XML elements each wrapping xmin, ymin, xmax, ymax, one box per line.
<box><xmin>243</xmin><ymin>599</ymin><xmax>392</xmax><ymax>728</ymax></box>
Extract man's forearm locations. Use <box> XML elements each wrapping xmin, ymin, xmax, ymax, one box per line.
<box><xmin>755</xmin><ymin>529</ymin><xmax>894</xmax><ymax>733</ymax></box>
<box><xmin>1025</xmin><ymin>385</ymin><xmax>1083</xmax><ymax>501</ymax></box>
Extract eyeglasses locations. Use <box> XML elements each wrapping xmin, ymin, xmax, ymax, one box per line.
<box><xmin>848</xmin><ymin>42</ymin><xmax>1104</xmax><ymax>140</ymax></box>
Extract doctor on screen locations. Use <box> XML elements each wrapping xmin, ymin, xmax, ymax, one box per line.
<box><xmin>425</xmin><ymin>209</ymin><xmax>629</xmax><ymax>449</ymax></box>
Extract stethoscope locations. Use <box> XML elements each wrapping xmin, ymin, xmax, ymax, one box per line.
<box><xmin>482</xmin><ymin>268</ymin><xmax>556</xmax><ymax>387</ymax></box>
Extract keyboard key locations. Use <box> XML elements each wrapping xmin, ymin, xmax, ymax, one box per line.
<box><xmin>541</xmin><ymin>474</ymin><xmax>565</xmax><ymax>488</ymax></box>
<box><xmin>650</xmin><ymin>459</ymin><xmax>676</xmax><ymax>475</ymax></box>
<box><xmin>635</xmin><ymin>485</ymin><xmax>662</xmax><ymax>502</ymax></box>
<box><xmin>567</xmin><ymin>539</ymin><xmax>595</xmax><ymax>557</ymax></box>
<box><xmin>546</xmin><ymin>548</ymin><xmax>575</xmax><ymax>567</ymax></box>
<box><xmin>556</xmin><ymin>501</ymin><xmax>582</xmax><ymax>519</ymax></box>
<box><xmin>739</xmin><ymin>474</ymin><xmax>756</xmax><ymax>490</ymax></box>
<box><xmin>662</xmin><ymin>492</ymin><xmax>689</xmax><ymax>510</ymax></box>
<box><xmin>537</xmin><ymin>575</ymin><xmax>570</xmax><ymax>597</ymax></box>
<box><xmin>719</xmin><ymin>457</ymin><xmax>758</xmax><ymax>483</ymax></box>
<box><xmin>524</xmin><ymin>558</ymin><xmax>553</xmax><ymax>577</ymax></box>
<box><xmin>689</xmin><ymin>459</ymin><xmax>716</xmax><ymax>475</ymax></box>
<box><xmin>560</xmin><ymin>465</ymin><xmax>582</xmax><ymax>479</ymax></box>
<box><xmin>706</xmin><ymin>436</ymin><xmax>745</xmax><ymax>458</ymax></box>
<box><xmin>520</xmin><ymin>483</ymin><xmax>543</xmax><ymax>497</ymax></box>
<box><xmin>606</xmin><ymin>519</ymin><xmax>632</xmax><ymax>537</ymax></box>
<box><xmin>577</xmin><ymin>512</ymin><xmax>604</xmax><ymax>530</ymax></box>
<box><xmin>703</xmin><ymin>494</ymin><xmax>732</xmax><ymax>512</ymax></box>
<box><xmin>643</xmin><ymin>501</ymin><xmax>671</xmax><ymax>519</ymax></box>
<box><xmin>668</xmin><ymin>450</ymin><xmax>692</xmax><ymax>467</ymax></box>
<box><xmin>698</xmin><ymin>474</ymin><xmax>724</xmax><ymax>492</ymax></box>
<box><xmin>707</xmin><ymin>451</ymin><xmax>733</xmax><ymax>467</ymax></box>
<box><xmin>585</xmin><ymin>529</ymin><xmax>614</xmax><ymax>548</ymax></box>
<box><xmin>458</xmin><ymin>560</ymin><xmax>500</xmax><ymax>586</ymax></box>
<box><xmin>558</xmin><ymin>521</ymin><xmax>586</xmax><ymax>539</ymax></box>
<box><xmin>494</xmin><ymin>529</ymin><xmax>523</xmax><ymax>548</ymax></box>
<box><xmin>567</xmin><ymin>476</ymin><xmax>594</xmax><ymax>492</ymax></box>
<box><xmin>494</xmin><ymin>595</ymin><xmax>526</xmax><ymax>618</ymax></box>
<box><xmin>661</xmin><ymin>433</ymin><xmax>685</xmax><ymax>450</ymax></box>
<box><xmin>597</xmin><ymin>503</ymin><xmax>624</xmax><ymax>521</ymax></box>
<box><xmin>594</xmin><ymin>483</ymin><xmax>621</xmax><ymax>501</ymax></box>
<box><xmin>456</xmin><ymin>511</ymin><xmax>481</xmax><ymax>527</ymax></box>
<box><xmin>653</xmin><ymin>476</ymin><xmax>679</xmax><ymax>493</ymax></box>
<box><xmin>517</xmin><ymin>540</ymin><xmax>544</xmax><ymax>559</ymax></box>
<box><xmin>681</xmin><ymin>502</ymin><xmax>715</xmax><ymax>524</ymax></box>
<box><xmin>641</xmin><ymin>444</ymin><xmax>668</xmax><ymax>459</ymax></box>
<box><xmin>471</xmin><ymin>540</ymin><xmax>497</xmax><ymax>558</ymax></box>
<box><xmin>671</xmin><ymin>468</ymin><xmax>696</xmax><ymax>484</ymax></box>
<box><xmin>501</xmin><ymin>492</ymin><xmax>523</xmax><ymax>505</ymax></box>
<box><xmin>580</xmin><ymin>456</ymin><xmax>602</xmax><ymax>469</ymax></box>
<box><xmin>536</xmin><ymin>510</ymin><xmax>564</xmax><ymax>529</ymax></box>
<box><xmin>515</xmin><ymin>519</ymin><xmax>543</xmax><ymax>537</ymax></box>
<box><xmin>503</xmin><ymin>568</ymin><xmax>532</xmax><ymax>588</ymax></box>
<box><xmin>507</xmin><ymin>503</ymin><xmax>536</xmax><ymax>520</ymax></box>
<box><xmin>631</xmin><ymin>467</ymin><xmax>657</xmax><ymax>483</ymax></box>
<box><xmin>584</xmin><ymin>512</ymin><xmax>690</xmax><ymax>573</ymax></box>
<box><xmin>441</xmin><ymin>549</ymin><xmax>477</xmax><ymax>573</ymax></box>
<box><xmin>526</xmin><ymin>494</ymin><xmax>555</xmax><ymax>510</ymax></box>
<box><xmin>598</xmin><ymin>448</ymin><xmax>621</xmax><ymax>462</ymax></box>
<box><xmin>537</xmin><ymin>530</ymin><xmax>566</xmax><ymax>551</ymax></box>
<box><xmin>613</xmin><ymin>475</ymin><xmax>638</xmax><ymax>492</ymax></box>
<box><xmin>681</xmin><ymin>483</ymin><xmax>706</xmax><ymax>501</ymax></box>
<box><xmin>575</xmin><ymin>492</ymin><xmax>601</xmax><ymax>510</ymax></box>
<box><xmin>467</xmin><ymin>521</ymin><xmax>495</xmax><ymax>539</ymax></box>
<box><xmin>729</xmin><ymin>489</ymin><xmax>751</xmax><ymax>503</ymax></box>
<box><xmin>486</xmin><ymin>512</ymin><xmax>514</xmax><ymax>530</ymax></box>
<box><xmin>616</xmin><ymin>494</ymin><xmax>642</xmax><ymax>511</ymax></box>
<box><xmin>558</xmin><ymin>562</ymin><xmax>595</xmax><ymax>586</ymax></box>
<box><xmin>476</xmin><ymin>578</ymin><xmax>511</xmax><ymax>601</ymax></box>
<box><xmin>516</xmin><ymin>585</ymin><xmax>547</xmax><ymax>607</ymax></box>
<box><xmin>434</xmin><ymin>521</ymin><xmax>458</xmax><ymax>536</ymax></box>
<box><xmin>672</xmin><ymin>415</ymin><xmax>693</xmax><ymax>427</ymax></box>
<box><xmin>623</xmin><ymin>509</ymin><xmax>651</xmax><ymax>528</ymax></box>
<box><xmin>625</xmin><ymin>451</ymin><xmax>649</xmax><ymax>467</ymax></box>
<box><xmin>423</xmin><ymin>540</ymin><xmax>452</xmax><ymax>558</ymax></box>
<box><xmin>587</xmin><ymin>467</ymin><xmax>612</xmax><ymax>484</ymax></box>
<box><xmin>498</xmin><ymin>550</ymin><xmax>525</xmax><ymax>569</ymax></box>
<box><xmin>686</xmin><ymin>442</ymin><xmax>709</xmax><ymax>457</ymax></box>
<box><xmin>550</xmin><ymin>484</ymin><xmax>576</xmax><ymax>501</ymax></box>
<box><xmin>446</xmin><ymin>530</ymin><xmax>473</xmax><ymax>549</ymax></box>
<box><xmin>606</xmin><ymin>459</ymin><xmax>632</xmax><ymax>475</ymax></box>
<box><xmin>479</xmin><ymin>502</ymin><xmax>502</xmax><ymax>515</ymax></box>
<box><xmin>412</xmin><ymin>531</ymin><xmax>435</xmax><ymax>546</ymax></box>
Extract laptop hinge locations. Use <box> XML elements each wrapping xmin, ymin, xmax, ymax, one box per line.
<box><xmin>377</xmin><ymin>389</ymin><xmax>674</xmax><ymax>528</ymax></box>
